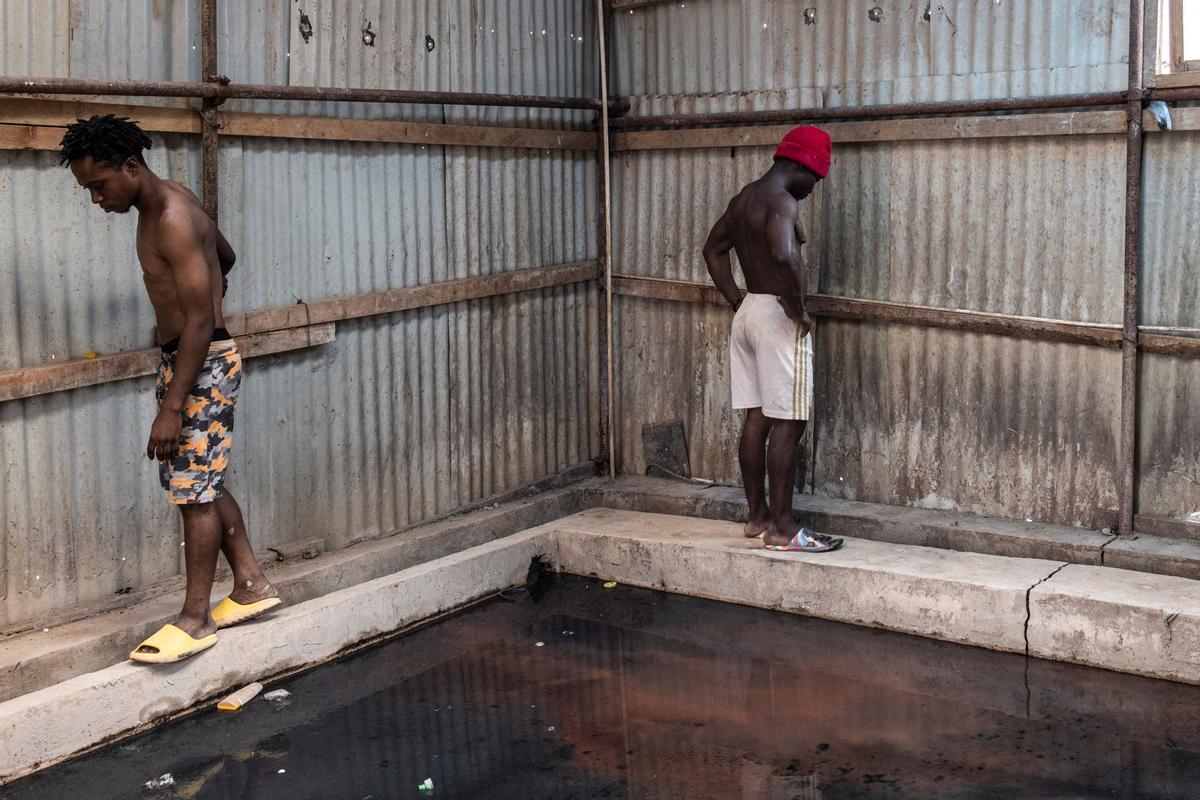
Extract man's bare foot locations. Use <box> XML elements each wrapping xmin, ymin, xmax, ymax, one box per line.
<box><xmin>744</xmin><ymin>518</ymin><xmax>771</xmax><ymax>538</ymax></box>
<box><xmin>228</xmin><ymin>575</ymin><xmax>279</xmax><ymax>605</ymax></box>
<box><xmin>762</xmin><ymin>522</ymin><xmax>797</xmax><ymax>548</ymax></box>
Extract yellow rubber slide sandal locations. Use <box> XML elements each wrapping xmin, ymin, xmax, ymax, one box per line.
<box><xmin>211</xmin><ymin>596</ymin><xmax>282</xmax><ymax>629</ymax></box>
<box><xmin>129</xmin><ymin>624</ymin><xmax>218</xmax><ymax>664</ymax></box>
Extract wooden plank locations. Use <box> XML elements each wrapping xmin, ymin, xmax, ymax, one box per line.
<box><xmin>0</xmin><ymin>324</ymin><xmax>334</xmax><ymax>403</ymax></box>
<box><xmin>1153</xmin><ymin>70</ymin><xmax>1200</xmax><ymax>89</ymax></box>
<box><xmin>612</xmin><ymin>110</ymin><xmax>1127</xmax><ymax>152</ymax></box>
<box><xmin>0</xmin><ymin>97</ymin><xmax>199</xmax><ymax>133</ymax></box>
<box><xmin>226</xmin><ymin>261</ymin><xmax>602</xmax><ymax>337</ymax></box>
<box><xmin>1146</xmin><ymin>105</ymin><xmax>1200</xmax><ymax>132</ymax></box>
<box><xmin>1</xmin><ymin>262</ymin><xmax>598</xmax><ymax>402</ymax></box>
<box><xmin>220</xmin><ymin>110</ymin><xmax>599</xmax><ymax>151</ymax></box>
<box><xmin>0</xmin><ymin>97</ymin><xmax>597</xmax><ymax>152</ymax></box>
<box><xmin>610</xmin><ymin>0</ymin><xmax>674</xmax><ymax>8</ymax></box>
<box><xmin>0</xmin><ymin>123</ymin><xmax>63</xmax><ymax>151</ymax></box>
<box><xmin>613</xmin><ymin>275</ymin><xmax>1200</xmax><ymax>357</ymax></box>
<box><xmin>611</xmin><ymin>276</ymin><xmax>1123</xmax><ymax>348</ymax></box>
<box><xmin>612</xmin><ymin>275</ymin><xmax>725</xmax><ymax>305</ymax></box>
<box><xmin>1171</xmin><ymin>0</ymin><xmax>1186</xmax><ymax>72</ymax></box>
<box><xmin>806</xmin><ymin>295</ymin><xmax>1123</xmax><ymax>349</ymax></box>
<box><xmin>1139</xmin><ymin>333</ymin><xmax>1200</xmax><ymax>358</ymax></box>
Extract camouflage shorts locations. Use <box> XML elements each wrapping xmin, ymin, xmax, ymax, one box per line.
<box><xmin>155</xmin><ymin>340</ymin><xmax>242</xmax><ymax>505</ymax></box>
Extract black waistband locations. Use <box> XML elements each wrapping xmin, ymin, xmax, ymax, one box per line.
<box><xmin>160</xmin><ymin>327</ymin><xmax>232</xmax><ymax>354</ymax></box>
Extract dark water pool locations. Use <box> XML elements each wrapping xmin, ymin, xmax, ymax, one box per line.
<box><xmin>5</xmin><ymin>574</ymin><xmax>1200</xmax><ymax>799</ymax></box>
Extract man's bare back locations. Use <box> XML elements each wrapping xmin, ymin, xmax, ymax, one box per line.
<box><xmin>722</xmin><ymin>180</ymin><xmax>808</xmax><ymax>297</ymax></box>
<box><xmin>136</xmin><ymin>181</ymin><xmax>230</xmax><ymax>345</ymax></box>
<box><xmin>703</xmin><ymin>159</ymin><xmax>816</xmax><ymax>332</ymax></box>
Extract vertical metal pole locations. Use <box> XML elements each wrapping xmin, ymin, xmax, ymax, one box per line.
<box><xmin>200</xmin><ymin>0</ymin><xmax>219</xmax><ymax>222</ymax></box>
<box><xmin>596</xmin><ymin>0</ymin><xmax>616</xmax><ymax>479</ymax></box>
<box><xmin>1119</xmin><ymin>0</ymin><xmax>1145</xmax><ymax>537</ymax></box>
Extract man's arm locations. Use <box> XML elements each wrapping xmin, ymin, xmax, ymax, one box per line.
<box><xmin>147</xmin><ymin>213</ymin><xmax>216</xmax><ymax>462</ymax></box>
<box><xmin>175</xmin><ymin>182</ymin><xmax>236</xmax><ymax>293</ymax></box>
<box><xmin>765</xmin><ymin>202</ymin><xmax>812</xmax><ymax>335</ymax></box>
<box><xmin>216</xmin><ymin>228</ymin><xmax>236</xmax><ymax>297</ymax></box>
<box><xmin>703</xmin><ymin>207</ymin><xmax>742</xmax><ymax>311</ymax></box>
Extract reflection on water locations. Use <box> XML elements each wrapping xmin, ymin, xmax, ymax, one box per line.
<box><xmin>6</xmin><ymin>574</ymin><xmax>1200</xmax><ymax>799</ymax></box>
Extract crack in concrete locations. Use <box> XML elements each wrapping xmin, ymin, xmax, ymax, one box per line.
<box><xmin>1023</xmin><ymin>562</ymin><xmax>1069</xmax><ymax>656</ymax></box>
<box><xmin>1098</xmin><ymin>533</ymin><xmax>1120</xmax><ymax>566</ymax></box>
<box><xmin>1022</xmin><ymin>561</ymin><xmax>1069</xmax><ymax>718</ymax></box>
<box><xmin>1164</xmin><ymin>610</ymin><xmax>1181</xmax><ymax>649</ymax></box>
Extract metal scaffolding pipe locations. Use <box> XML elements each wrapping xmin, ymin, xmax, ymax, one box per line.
<box><xmin>1119</xmin><ymin>0</ymin><xmax>1146</xmax><ymax>538</ymax></box>
<box><xmin>0</xmin><ymin>76</ymin><xmax>624</xmax><ymax>113</ymax></box>
<box><xmin>200</xmin><ymin>0</ymin><xmax>219</xmax><ymax>223</ymax></box>
<box><xmin>596</xmin><ymin>0</ymin><xmax>616</xmax><ymax>479</ymax></box>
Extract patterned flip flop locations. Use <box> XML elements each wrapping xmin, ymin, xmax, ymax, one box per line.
<box><xmin>764</xmin><ymin>527</ymin><xmax>843</xmax><ymax>553</ymax></box>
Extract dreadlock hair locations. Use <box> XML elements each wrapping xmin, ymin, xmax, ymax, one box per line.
<box><xmin>59</xmin><ymin>114</ymin><xmax>153</xmax><ymax>168</ymax></box>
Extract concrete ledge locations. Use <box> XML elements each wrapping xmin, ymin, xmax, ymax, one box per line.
<box><xmin>10</xmin><ymin>506</ymin><xmax>1200</xmax><ymax>784</ymax></box>
<box><xmin>1102</xmin><ymin>533</ymin><xmax>1200</xmax><ymax>580</ymax></box>
<box><xmin>0</xmin><ymin>529</ymin><xmax>556</xmax><ymax>782</ymax></box>
<box><xmin>1029</xmin><ymin>564</ymin><xmax>1200</xmax><ymax>684</ymax></box>
<box><xmin>552</xmin><ymin>508</ymin><xmax>1064</xmax><ymax>654</ymax></box>
<box><xmin>0</xmin><ymin>485</ymin><xmax>586</xmax><ymax>704</ymax></box>
<box><xmin>11</xmin><ymin>475</ymin><xmax>1195</xmax><ymax>708</ymax></box>
<box><xmin>552</xmin><ymin>510</ymin><xmax>1200</xmax><ymax>685</ymax></box>
<box><xmin>589</xmin><ymin>476</ymin><xmax>1114</xmax><ymax>565</ymax></box>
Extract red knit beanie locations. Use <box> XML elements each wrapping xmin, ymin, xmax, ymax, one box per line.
<box><xmin>774</xmin><ymin>125</ymin><xmax>832</xmax><ymax>179</ymax></box>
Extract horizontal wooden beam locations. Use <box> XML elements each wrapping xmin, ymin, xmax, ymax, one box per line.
<box><xmin>610</xmin><ymin>0</ymin><xmax>673</xmax><ymax>8</ymax></box>
<box><xmin>0</xmin><ymin>123</ymin><xmax>62</xmax><ymax>150</ymax></box>
<box><xmin>0</xmin><ymin>98</ymin><xmax>598</xmax><ymax>152</ymax></box>
<box><xmin>613</xmin><ymin>109</ymin><xmax>1133</xmax><ymax>151</ymax></box>
<box><xmin>221</xmin><ymin>111</ymin><xmax>598</xmax><ymax>151</ymax></box>
<box><xmin>0</xmin><ymin>97</ymin><xmax>199</xmax><ymax>133</ymax></box>
<box><xmin>1153</xmin><ymin>71</ymin><xmax>1200</xmax><ymax>89</ymax></box>
<box><xmin>612</xmin><ymin>275</ymin><xmax>1200</xmax><ymax>356</ymax></box>
<box><xmin>806</xmin><ymin>294</ymin><xmax>1122</xmax><ymax>349</ymax></box>
<box><xmin>225</xmin><ymin>261</ymin><xmax>601</xmax><ymax>337</ymax></box>
<box><xmin>1</xmin><ymin>261</ymin><xmax>599</xmax><ymax>402</ymax></box>
<box><xmin>0</xmin><ymin>324</ymin><xmax>334</xmax><ymax>403</ymax></box>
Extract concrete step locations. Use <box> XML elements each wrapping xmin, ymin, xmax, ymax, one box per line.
<box><xmin>0</xmin><ymin>484</ymin><xmax>587</xmax><ymax>705</ymax></box>
<box><xmin>588</xmin><ymin>476</ymin><xmax>1200</xmax><ymax>581</ymax></box>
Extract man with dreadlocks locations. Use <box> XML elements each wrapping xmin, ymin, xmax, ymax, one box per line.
<box><xmin>62</xmin><ymin>115</ymin><xmax>280</xmax><ymax>663</ymax></box>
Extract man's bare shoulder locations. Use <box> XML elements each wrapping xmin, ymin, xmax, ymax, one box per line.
<box><xmin>150</xmin><ymin>199</ymin><xmax>207</xmax><ymax>264</ymax></box>
<box><xmin>164</xmin><ymin>179</ymin><xmax>205</xmax><ymax>208</ymax></box>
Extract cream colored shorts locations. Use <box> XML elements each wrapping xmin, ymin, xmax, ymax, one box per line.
<box><xmin>730</xmin><ymin>293</ymin><xmax>813</xmax><ymax>421</ymax></box>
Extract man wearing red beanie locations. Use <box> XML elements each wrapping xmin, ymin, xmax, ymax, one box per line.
<box><xmin>702</xmin><ymin>125</ymin><xmax>841</xmax><ymax>553</ymax></box>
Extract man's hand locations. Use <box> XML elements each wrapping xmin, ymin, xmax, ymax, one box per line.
<box><xmin>780</xmin><ymin>296</ymin><xmax>813</xmax><ymax>337</ymax></box>
<box><xmin>147</xmin><ymin>408</ymin><xmax>183</xmax><ymax>461</ymax></box>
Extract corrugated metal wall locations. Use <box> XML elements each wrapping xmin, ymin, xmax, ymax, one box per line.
<box><xmin>609</xmin><ymin>0</ymin><xmax>1186</xmax><ymax>529</ymax></box>
<box><xmin>0</xmin><ymin>0</ymin><xmax>599</xmax><ymax>627</ymax></box>
<box><xmin>1139</xmin><ymin>132</ymin><xmax>1200</xmax><ymax>520</ymax></box>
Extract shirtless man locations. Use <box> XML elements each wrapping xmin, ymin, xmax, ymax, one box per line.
<box><xmin>703</xmin><ymin>125</ymin><xmax>842</xmax><ymax>553</ymax></box>
<box><xmin>61</xmin><ymin>115</ymin><xmax>280</xmax><ymax>662</ymax></box>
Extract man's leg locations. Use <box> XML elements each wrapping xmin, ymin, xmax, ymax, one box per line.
<box><xmin>739</xmin><ymin>408</ymin><xmax>773</xmax><ymax>537</ymax></box>
<box><xmin>762</xmin><ymin>419</ymin><xmax>806</xmax><ymax>548</ymax></box>
<box><xmin>136</xmin><ymin>503</ymin><xmax>223</xmax><ymax>649</ymax></box>
<box><xmin>214</xmin><ymin>487</ymin><xmax>277</xmax><ymax>604</ymax></box>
